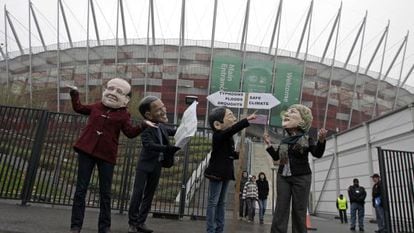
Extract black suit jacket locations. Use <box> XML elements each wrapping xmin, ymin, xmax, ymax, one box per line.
<box><xmin>136</xmin><ymin>124</ymin><xmax>176</xmax><ymax>172</ymax></box>
<box><xmin>266</xmin><ymin>137</ymin><xmax>325</xmax><ymax>176</ymax></box>
<box><xmin>204</xmin><ymin>118</ymin><xmax>250</xmax><ymax>180</ymax></box>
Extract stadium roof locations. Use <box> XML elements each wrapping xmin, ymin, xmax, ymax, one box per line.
<box><xmin>0</xmin><ymin>0</ymin><xmax>413</xmax><ymax>90</ymax></box>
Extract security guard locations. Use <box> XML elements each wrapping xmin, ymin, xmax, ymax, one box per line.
<box><xmin>336</xmin><ymin>194</ymin><xmax>348</xmax><ymax>224</ymax></box>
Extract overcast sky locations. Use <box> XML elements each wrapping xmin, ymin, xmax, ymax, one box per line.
<box><xmin>1</xmin><ymin>0</ymin><xmax>413</xmax><ymax>86</ymax></box>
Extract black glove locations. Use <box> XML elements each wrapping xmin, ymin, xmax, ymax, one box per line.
<box><xmin>69</xmin><ymin>89</ymin><xmax>79</xmax><ymax>97</ymax></box>
<box><xmin>229</xmin><ymin>151</ymin><xmax>239</xmax><ymax>160</ymax></box>
<box><xmin>166</xmin><ymin>145</ymin><xmax>181</xmax><ymax>155</ymax></box>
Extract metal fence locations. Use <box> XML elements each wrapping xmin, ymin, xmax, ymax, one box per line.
<box><xmin>0</xmin><ymin>105</ymin><xmax>213</xmax><ymax>218</ymax></box>
<box><xmin>377</xmin><ymin>147</ymin><xmax>414</xmax><ymax>233</ymax></box>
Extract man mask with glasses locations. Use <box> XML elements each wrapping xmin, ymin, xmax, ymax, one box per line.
<box><xmin>67</xmin><ymin>78</ymin><xmax>151</xmax><ymax>233</ymax></box>
<box><xmin>101</xmin><ymin>78</ymin><xmax>132</xmax><ymax>109</ymax></box>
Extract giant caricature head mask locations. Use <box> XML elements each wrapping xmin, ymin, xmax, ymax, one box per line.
<box><xmin>208</xmin><ymin>107</ymin><xmax>237</xmax><ymax>132</ymax></box>
<box><xmin>138</xmin><ymin>96</ymin><xmax>168</xmax><ymax>124</ymax></box>
<box><xmin>281</xmin><ymin>104</ymin><xmax>313</xmax><ymax>132</ymax></box>
<box><xmin>102</xmin><ymin>78</ymin><xmax>131</xmax><ymax>109</ymax></box>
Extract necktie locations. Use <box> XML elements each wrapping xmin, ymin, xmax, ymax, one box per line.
<box><xmin>157</xmin><ymin>127</ymin><xmax>163</xmax><ymax>145</ymax></box>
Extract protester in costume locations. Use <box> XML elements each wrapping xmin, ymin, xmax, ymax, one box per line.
<box><xmin>68</xmin><ymin>78</ymin><xmax>152</xmax><ymax>233</ymax></box>
<box><xmin>128</xmin><ymin>96</ymin><xmax>180</xmax><ymax>233</ymax></box>
<box><xmin>264</xmin><ymin>104</ymin><xmax>327</xmax><ymax>233</ymax></box>
<box><xmin>204</xmin><ymin>107</ymin><xmax>256</xmax><ymax>233</ymax></box>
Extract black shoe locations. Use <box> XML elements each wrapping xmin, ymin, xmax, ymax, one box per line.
<box><xmin>137</xmin><ymin>224</ymin><xmax>153</xmax><ymax>233</ymax></box>
<box><xmin>350</xmin><ymin>227</ymin><xmax>356</xmax><ymax>231</ymax></box>
<box><xmin>359</xmin><ymin>227</ymin><xmax>364</xmax><ymax>232</ymax></box>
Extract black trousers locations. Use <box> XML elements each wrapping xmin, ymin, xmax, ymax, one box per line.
<box><xmin>128</xmin><ymin>165</ymin><xmax>162</xmax><ymax>226</ymax></box>
<box><xmin>239</xmin><ymin>194</ymin><xmax>248</xmax><ymax>218</ymax></box>
<box><xmin>71</xmin><ymin>152</ymin><xmax>114</xmax><ymax>233</ymax></box>
<box><xmin>339</xmin><ymin>209</ymin><xmax>348</xmax><ymax>223</ymax></box>
<box><xmin>271</xmin><ymin>173</ymin><xmax>311</xmax><ymax>233</ymax></box>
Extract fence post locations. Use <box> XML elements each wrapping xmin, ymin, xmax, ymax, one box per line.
<box><xmin>377</xmin><ymin>147</ymin><xmax>392</xmax><ymax>233</ymax></box>
<box><xmin>119</xmin><ymin>139</ymin><xmax>134</xmax><ymax>214</ymax></box>
<box><xmin>271</xmin><ymin>167</ymin><xmax>276</xmax><ymax>215</ymax></box>
<box><xmin>21</xmin><ymin>110</ymin><xmax>49</xmax><ymax>205</ymax></box>
<box><xmin>179</xmin><ymin>141</ymin><xmax>191</xmax><ymax>218</ymax></box>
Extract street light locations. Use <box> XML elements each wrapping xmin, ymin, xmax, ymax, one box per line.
<box><xmin>185</xmin><ymin>95</ymin><xmax>198</xmax><ymax>105</ymax></box>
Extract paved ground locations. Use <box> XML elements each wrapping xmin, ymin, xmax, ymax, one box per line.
<box><xmin>0</xmin><ymin>199</ymin><xmax>379</xmax><ymax>233</ymax></box>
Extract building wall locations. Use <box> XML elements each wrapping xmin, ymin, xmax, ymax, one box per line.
<box><xmin>311</xmin><ymin>104</ymin><xmax>414</xmax><ymax>217</ymax></box>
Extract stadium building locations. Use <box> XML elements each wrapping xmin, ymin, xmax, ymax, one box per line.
<box><xmin>1</xmin><ymin>0</ymin><xmax>413</xmax><ymax>133</ymax></box>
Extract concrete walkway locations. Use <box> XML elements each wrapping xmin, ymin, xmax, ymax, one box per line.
<box><xmin>0</xmin><ymin>199</ymin><xmax>379</xmax><ymax>233</ymax></box>
<box><xmin>250</xmin><ymin>141</ymin><xmax>276</xmax><ymax>212</ymax></box>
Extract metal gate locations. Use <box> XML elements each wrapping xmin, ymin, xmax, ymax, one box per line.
<box><xmin>0</xmin><ymin>105</ymin><xmax>211</xmax><ymax>218</ymax></box>
<box><xmin>377</xmin><ymin>147</ymin><xmax>414</xmax><ymax>233</ymax></box>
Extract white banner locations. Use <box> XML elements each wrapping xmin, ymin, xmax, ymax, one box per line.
<box><xmin>207</xmin><ymin>91</ymin><xmax>280</xmax><ymax>109</ymax></box>
<box><xmin>174</xmin><ymin>101</ymin><xmax>198</xmax><ymax>148</ymax></box>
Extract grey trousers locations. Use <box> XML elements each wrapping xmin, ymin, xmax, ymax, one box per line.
<box><xmin>271</xmin><ymin>173</ymin><xmax>311</xmax><ymax>233</ymax></box>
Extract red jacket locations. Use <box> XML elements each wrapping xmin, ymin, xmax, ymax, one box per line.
<box><xmin>70</xmin><ymin>91</ymin><xmax>143</xmax><ymax>164</ymax></box>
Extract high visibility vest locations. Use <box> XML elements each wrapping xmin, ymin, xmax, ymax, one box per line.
<box><xmin>337</xmin><ymin>197</ymin><xmax>347</xmax><ymax>210</ymax></box>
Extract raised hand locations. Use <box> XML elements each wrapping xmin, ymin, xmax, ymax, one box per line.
<box><xmin>143</xmin><ymin>119</ymin><xmax>157</xmax><ymax>128</ymax></box>
<box><xmin>66</xmin><ymin>84</ymin><xmax>79</xmax><ymax>96</ymax></box>
<box><xmin>246</xmin><ymin>111</ymin><xmax>257</xmax><ymax>121</ymax></box>
<box><xmin>318</xmin><ymin>128</ymin><xmax>328</xmax><ymax>143</ymax></box>
<box><xmin>65</xmin><ymin>84</ymin><xmax>78</xmax><ymax>91</ymax></box>
<box><xmin>263</xmin><ymin>133</ymin><xmax>271</xmax><ymax>146</ymax></box>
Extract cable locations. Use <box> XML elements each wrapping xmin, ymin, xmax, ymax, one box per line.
<box><xmin>335</xmin><ymin>18</ymin><xmax>361</xmax><ymax>50</ymax></box>
<box><xmin>326</xmin><ymin>17</ymin><xmax>362</xmax><ymax>58</ymax></box>
<box><xmin>309</xmin><ymin>14</ymin><xmax>336</xmax><ymax>51</ymax></box>
<box><xmin>221</xmin><ymin>0</ymin><xmax>245</xmax><ymax>44</ymax></box>
<box><xmin>61</xmin><ymin>0</ymin><xmax>87</xmax><ymax>34</ymax></box>
<box><xmin>154</xmin><ymin>0</ymin><xmax>181</xmax><ymax>39</ymax></box>
<box><xmin>95</xmin><ymin>0</ymin><xmax>115</xmax><ymax>38</ymax></box>
<box><xmin>32</xmin><ymin>4</ymin><xmax>67</xmax><ymax>40</ymax></box>
<box><xmin>362</xmin><ymin>29</ymin><xmax>384</xmax><ymax>51</ymax></box>
<box><xmin>124</xmin><ymin>0</ymin><xmax>141</xmax><ymax>38</ymax></box>
<box><xmin>282</xmin><ymin>5</ymin><xmax>308</xmax><ymax>49</ymax></box>
<box><xmin>0</xmin><ymin>30</ymin><xmax>20</xmax><ymax>45</ymax></box>
<box><xmin>153</xmin><ymin>0</ymin><xmax>165</xmax><ymax>38</ymax></box>
<box><xmin>186</xmin><ymin>0</ymin><xmax>210</xmax><ymax>39</ymax></box>
<box><xmin>7</xmin><ymin>12</ymin><xmax>42</xmax><ymax>44</ymax></box>
<box><xmin>386</xmin><ymin>37</ymin><xmax>405</xmax><ymax>53</ymax></box>
<box><xmin>253</xmin><ymin>1</ymin><xmax>278</xmax><ymax>47</ymax></box>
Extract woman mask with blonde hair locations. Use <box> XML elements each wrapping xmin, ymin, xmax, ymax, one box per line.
<box><xmin>264</xmin><ymin>104</ymin><xmax>327</xmax><ymax>233</ymax></box>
